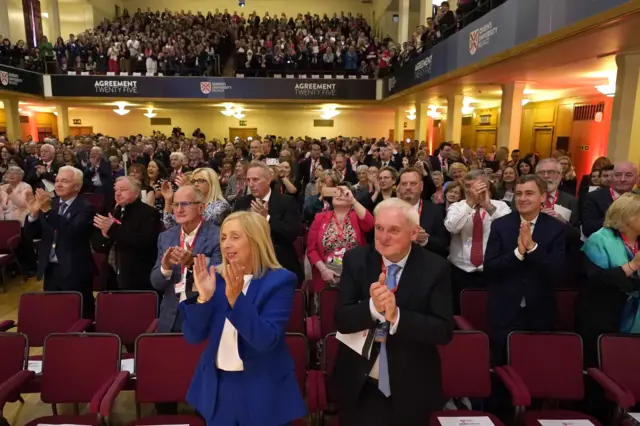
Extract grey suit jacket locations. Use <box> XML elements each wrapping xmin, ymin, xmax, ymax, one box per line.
<box><xmin>150</xmin><ymin>220</ymin><xmax>222</xmax><ymax>332</ymax></box>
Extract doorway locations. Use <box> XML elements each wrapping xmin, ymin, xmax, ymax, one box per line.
<box><xmin>69</xmin><ymin>126</ymin><xmax>94</xmax><ymax>136</ymax></box>
<box><xmin>229</xmin><ymin>127</ymin><xmax>258</xmax><ymax>142</ymax></box>
<box><xmin>388</xmin><ymin>129</ymin><xmax>415</xmax><ymax>142</ymax></box>
<box><xmin>475</xmin><ymin>129</ymin><xmax>497</xmax><ymax>150</ymax></box>
<box><xmin>533</xmin><ymin>126</ymin><xmax>554</xmax><ymax>158</ymax></box>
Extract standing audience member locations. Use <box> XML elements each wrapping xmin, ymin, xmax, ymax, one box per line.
<box><xmin>224</xmin><ymin>159</ymin><xmax>248</xmax><ymax>205</ymax></box>
<box><xmin>24</xmin><ymin>166</ymin><xmax>96</xmax><ymax>318</ymax></box>
<box><xmin>234</xmin><ymin>161</ymin><xmax>303</xmax><ymax>283</ymax></box>
<box><xmin>128</xmin><ymin>163</ymin><xmax>155</xmax><ymax>206</ymax></box>
<box><xmin>445</xmin><ymin>170</ymin><xmax>511</xmax><ymax>314</ymax></box>
<box><xmin>299</xmin><ymin>141</ymin><xmax>332</xmax><ymax>190</ymax></box>
<box><xmin>535</xmin><ymin>158</ymin><xmax>580</xmax><ymax>228</ymax></box>
<box><xmin>333</xmin><ymin>198</ymin><xmax>452</xmax><ymax>426</ymax></box>
<box><xmin>26</xmin><ymin>143</ymin><xmax>59</xmax><ymax>191</ymax></box>
<box><xmin>93</xmin><ymin>176</ymin><xmax>161</xmax><ymax>291</ymax></box>
<box><xmin>84</xmin><ymin>146</ymin><xmax>114</xmax><ymax>209</ymax></box>
<box><xmin>0</xmin><ymin>166</ymin><xmax>31</xmax><ymax>223</ymax></box>
<box><xmin>484</xmin><ymin>175</ymin><xmax>567</xmax><ymax>364</ymax></box>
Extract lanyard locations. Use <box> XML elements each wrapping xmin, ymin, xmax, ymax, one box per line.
<box><xmin>236</xmin><ymin>178</ymin><xmax>246</xmax><ymax>194</ymax></box>
<box><xmin>417</xmin><ymin>199</ymin><xmax>423</xmax><ymax>216</ymax></box>
<box><xmin>610</xmin><ymin>188</ymin><xmax>619</xmax><ymax>201</ymax></box>
<box><xmin>380</xmin><ymin>260</ymin><xmax>399</xmax><ymax>293</ymax></box>
<box><xmin>331</xmin><ymin>211</ymin><xmax>348</xmax><ymax>241</ymax></box>
<box><xmin>621</xmin><ymin>233</ymin><xmax>639</xmax><ymax>257</ymax></box>
<box><xmin>179</xmin><ymin>219</ymin><xmax>203</xmax><ymax>274</ymax></box>
<box><xmin>546</xmin><ymin>191</ymin><xmax>559</xmax><ymax>209</ymax></box>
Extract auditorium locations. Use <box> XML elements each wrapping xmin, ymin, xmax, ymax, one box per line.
<box><xmin>0</xmin><ymin>0</ymin><xmax>640</xmax><ymax>425</ymax></box>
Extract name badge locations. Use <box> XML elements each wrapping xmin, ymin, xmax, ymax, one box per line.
<box><xmin>374</xmin><ymin>322</ymin><xmax>389</xmax><ymax>343</ymax></box>
<box><xmin>174</xmin><ymin>280</ymin><xmax>186</xmax><ymax>294</ymax></box>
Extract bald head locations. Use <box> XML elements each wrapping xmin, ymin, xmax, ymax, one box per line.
<box><xmin>612</xmin><ymin>161</ymin><xmax>639</xmax><ymax>194</ymax></box>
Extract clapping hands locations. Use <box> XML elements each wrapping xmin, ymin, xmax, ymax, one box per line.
<box><xmin>369</xmin><ymin>273</ymin><xmax>398</xmax><ymax>323</ymax></box>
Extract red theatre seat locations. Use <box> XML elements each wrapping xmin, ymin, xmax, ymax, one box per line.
<box><xmin>307</xmin><ymin>287</ymin><xmax>339</xmax><ymax>341</ymax></box>
<box><xmin>454</xmin><ymin>288</ymin><xmax>489</xmax><ymax>333</ymax></box>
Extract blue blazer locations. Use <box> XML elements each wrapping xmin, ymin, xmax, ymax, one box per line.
<box><xmin>178</xmin><ymin>268</ymin><xmax>306</xmax><ymax>426</ymax></box>
<box><xmin>150</xmin><ymin>221</ymin><xmax>222</xmax><ymax>332</ymax></box>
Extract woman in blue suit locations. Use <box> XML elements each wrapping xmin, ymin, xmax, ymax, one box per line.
<box><xmin>179</xmin><ymin>211</ymin><xmax>306</xmax><ymax>426</ymax></box>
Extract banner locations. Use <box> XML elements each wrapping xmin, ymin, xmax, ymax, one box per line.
<box><xmin>0</xmin><ymin>64</ymin><xmax>44</xmax><ymax>96</ymax></box>
<box><xmin>385</xmin><ymin>51</ymin><xmax>433</xmax><ymax>97</ymax></box>
<box><xmin>49</xmin><ymin>76</ymin><xmax>377</xmax><ymax>100</ymax></box>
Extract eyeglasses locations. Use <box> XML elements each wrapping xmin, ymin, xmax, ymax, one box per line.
<box><xmin>191</xmin><ymin>179</ymin><xmax>207</xmax><ymax>185</ymax></box>
<box><xmin>536</xmin><ymin>170</ymin><xmax>559</xmax><ymax>177</ymax></box>
<box><xmin>171</xmin><ymin>201</ymin><xmax>201</xmax><ymax>209</ymax></box>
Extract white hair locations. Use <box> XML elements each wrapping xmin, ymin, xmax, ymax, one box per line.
<box><xmin>58</xmin><ymin>165</ymin><xmax>83</xmax><ymax>185</ymax></box>
<box><xmin>373</xmin><ymin>198</ymin><xmax>419</xmax><ymax>227</ymax></box>
<box><xmin>536</xmin><ymin>158</ymin><xmax>562</xmax><ymax>173</ymax></box>
<box><xmin>170</xmin><ymin>152</ymin><xmax>187</xmax><ymax>162</ymax></box>
<box><xmin>91</xmin><ymin>146</ymin><xmax>103</xmax><ymax>155</ymax></box>
<box><xmin>116</xmin><ymin>176</ymin><xmax>141</xmax><ymax>194</ymax></box>
<box><xmin>40</xmin><ymin>143</ymin><xmax>55</xmax><ymax>153</ymax></box>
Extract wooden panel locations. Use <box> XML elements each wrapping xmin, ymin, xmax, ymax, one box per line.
<box><xmin>69</xmin><ymin>126</ymin><xmax>93</xmax><ymax>136</ymax></box>
<box><xmin>388</xmin><ymin>129</ymin><xmax>415</xmax><ymax>142</ymax></box>
<box><xmin>520</xmin><ymin>107</ymin><xmax>534</xmax><ymax>154</ymax></box>
<box><xmin>476</xmin><ymin>129</ymin><xmax>497</xmax><ymax>151</ymax></box>
<box><xmin>533</xmin><ymin>105</ymin><xmax>556</xmax><ymax>123</ymax></box>
<box><xmin>533</xmin><ymin>127</ymin><xmax>554</xmax><ymax>158</ymax></box>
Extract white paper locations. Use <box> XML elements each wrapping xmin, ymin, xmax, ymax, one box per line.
<box><xmin>27</xmin><ymin>360</ymin><xmax>42</xmax><ymax>375</ymax></box>
<box><xmin>42</xmin><ymin>179</ymin><xmax>55</xmax><ymax>193</ymax></box>
<box><xmin>538</xmin><ymin>420</ymin><xmax>595</xmax><ymax>426</ymax></box>
<box><xmin>120</xmin><ymin>359</ymin><xmax>135</xmax><ymax>375</ymax></box>
<box><xmin>0</xmin><ymin>254</ymin><xmax>8</xmax><ymax>259</ymax></box>
<box><xmin>588</xmin><ymin>186</ymin><xmax>599</xmax><ymax>192</ymax></box>
<box><xmin>628</xmin><ymin>413</ymin><xmax>640</xmax><ymax>423</ymax></box>
<box><xmin>553</xmin><ymin>203</ymin><xmax>572</xmax><ymax>222</ymax></box>
<box><xmin>438</xmin><ymin>416</ymin><xmax>495</xmax><ymax>426</ymax></box>
<box><xmin>336</xmin><ymin>330</ymin><xmax>372</xmax><ymax>359</ymax></box>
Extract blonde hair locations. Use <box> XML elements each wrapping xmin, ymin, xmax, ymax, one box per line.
<box><xmin>604</xmin><ymin>193</ymin><xmax>640</xmax><ymax>230</ymax></box>
<box><xmin>215</xmin><ymin>211</ymin><xmax>282</xmax><ymax>279</ymax></box>
<box><xmin>192</xmin><ymin>167</ymin><xmax>225</xmax><ymax>204</ymax></box>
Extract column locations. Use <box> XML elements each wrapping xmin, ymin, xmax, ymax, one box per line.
<box><xmin>0</xmin><ymin>6</ymin><xmax>10</xmax><ymax>41</ymax></box>
<box><xmin>419</xmin><ymin>0</ymin><xmax>433</xmax><ymax>27</ymax></box>
<box><xmin>416</xmin><ymin>103</ymin><xmax>429</xmax><ymax>142</ymax></box>
<box><xmin>608</xmin><ymin>53</ymin><xmax>640</xmax><ymax>163</ymax></box>
<box><xmin>397</xmin><ymin>0</ymin><xmax>410</xmax><ymax>44</ymax></box>
<box><xmin>445</xmin><ymin>94</ymin><xmax>463</xmax><ymax>143</ymax></box>
<box><xmin>394</xmin><ymin>108</ymin><xmax>405</xmax><ymax>142</ymax></box>
<box><xmin>497</xmin><ymin>82</ymin><xmax>526</xmax><ymax>151</ymax></box>
<box><xmin>3</xmin><ymin>98</ymin><xmax>22</xmax><ymax>142</ymax></box>
<box><xmin>47</xmin><ymin>0</ymin><xmax>61</xmax><ymax>40</ymax></box>
<box><xmin>56</xmin><ymin>104</ymin><xmax>69</xmax><ymax>140</ymax></box>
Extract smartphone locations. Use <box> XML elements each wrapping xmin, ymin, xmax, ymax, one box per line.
<box><xmin>266</xmin><ymin>158</ymin><xmax>280</xmax><ymax>166</ymax></box>
<box><xmin>322</xmin><ymin>187</ymin><xmax>340</xmax><ymax>198</ymax></box>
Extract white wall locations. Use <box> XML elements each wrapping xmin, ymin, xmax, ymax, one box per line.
<box><xmin>7</xmin><ymin>0</ymin><xmax>25</xmax><ymax>43</ymax></box>
<box><xmin>67</xmin><ymin>107</ymin><xmax>397</xmax><ymax>140</ymax></box>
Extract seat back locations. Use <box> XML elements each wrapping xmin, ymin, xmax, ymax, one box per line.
<box><xmin>95</xmin><ymin>291</ymin><xmax>159</xmax><ymax>345</ymax></box>
<box><xmin>438</xmin><ymin>331</ymin><xmax>491</xmax><ymax>398</ymax></box>
<box><xmin>599</xmin><ymin>334</ymin><xmax>640</xmax><ymax>403</ymax></box>
<box><xmin>84</xmin><ymin>193</ymin><xmax>105</xmax><ymax>213</ymax></box>
<box><xmin>92</xmin><ymin>252</ymin><xmax>106</xmax><ymax>291</ymax></box>
<box><xmin>286</xmin><ymin>290</ymin><xmax>306</xmax><ymax>334</ymax></box>
<box><xmin>18</xmin><ymin>292</ymin><xmax>84</xmax><ymax>347</ymax></box>
<box><xmin>134</xmin><ymin>333</ymin><xmax>207</xmax><ymax>403</ymax></box>
<box><xmin>0</xmin><ymin>333</ymin><xmax>28</xmax><ymax>383</ymax></box>
<box><xmin>319</xmin><ymin>287</ymin><xmax>340</xmax><ymax>337</ymax></box>
<box><xmin>41</xmin><ymin>333</ymin><xmax>121</xmax><ymax>404</ymax></box>
<box><xmin>285</xmin><ymin>333</ymin><xmax>308</xmax><ymax>394</ymax></box>
<box><xmin>0</xmin><ymin>220</ymin><xmax>21</xmax><ymax>252</ymax></box>
<box><xmin>508</xmin><ymin>332</ymin><xmax>584</xmax><ymax>400</ymax></box>
<box><xmin>460</xmin><ymin>288</ymin><xmax>489</xmax><ymax>333</ymax></box>
<box><xmin>322</xmin><ymin>333</ymin><xmax>340</xmax><ymax>403</ymax></box>
<box><xmin>555</xmin><ymin>289</ymin><xmax>578</xmax><ymax>332</ymax></box>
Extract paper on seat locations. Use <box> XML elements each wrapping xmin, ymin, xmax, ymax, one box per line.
<box><xmin>42</xmin><ymin>179</ymin><xmax>55</xmax><ymax>193</ymax></box>
<box><xmin>27</xmin><ymin>360</ymin><xmax>42</xmax><ymax>375</ymax></box>
<box><xmin>120</xmin><ymin>359</ymin><xmax>135</xmax><ymax>375</ymax></box>
<box><xmin>628</xmin><ymin>413</ymin><xmax>640</xmax><ymax>423</ymax></box>
<box><xmin>553</xmin><ymin>204</ymin><xmax>572</xmax><ymax>222</ymax></box>
<box><xmin>438</xmin><ymin>416</ymin><xmax>495</xmax><ymax>426</ymax></box>
<box><xmin>538</xmin><ymin>420</ymin><xmax>595</xmax><ymax>426</ymax></box>
<box><xmin>336</xmin><ymin>330</ymin><xmax>372</xmax><ymax>359</ymax></box>
<box><xmin>0</xmin><ymin>254</ymin><xmax>8</xmax><ymax>259</ymax></box>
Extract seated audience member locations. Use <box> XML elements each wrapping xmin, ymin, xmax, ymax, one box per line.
<box><xmin>577</xmin><ymin>193</ymin><xmax>640</xmax><ymax>366</ymax></box>
<box><xmin>536</xmin><ymin>158</ymin><xmax>580</xmax><ymax>228</ymax></box>
<box><xmin>374</xmin><ymin>142</ymin><xmax>402</xmax><ymax>170</ymax></box>
<box><xmin>398</xmin><ymin>167</ymin><xmax>450</xmax><ymax>257</ymax></box>
<box><xmin>224</xmin><ymin>159</ymin><xmax>249</xmax><ymax>205</ymax></box>
<box><xmin>372</xmin><ymin>166</ymin><xmax>398</xmax><ymax>208</ymax></box>
<box><xmin>24</xmin><ymin>166</ymin><xmax>96</xmax><ymax>318</ymax></box>
<box><xmin>162</xmin><ymin>167</ymin><xmax>231</xmax><ymax>229</ymax></box>
<box><xmin>516</xmin><ymin>158</ymin><xmax>533</xmax><ymax>176</ymax></box>
<box><xmin>151</xmin><ymin>186</ymin><xmax>222</xmax><ymax>334</ymax></box>
<box><xmin>494</xmin><ymin>165</ymin><xmax>517</xmax><ymax>205</ymax></box>
<box><xmin>332</xmin><ymin>198</ymin><xmax>453</xmax><ymax>426</ymax></box>
<box><xmin>303</xmin><ymin>169</ymin><xmax>341</xmax><ymax>222</ymax></box>
<box><xmin>307</xmin><ymin>182</ymin><xmax>373</xmax><ymax>293</ymax></box>
<box><xmin>599</xmin><ymin>164</ymin><xmax>614</xmax><ymax>189</ymax></box>
<box><xmin>0</xmin><ymin>166</ymin><xmax>31</xmax><ymax>224</ymax></box>
<box><xmin>273</xmin><ymin>160</ymin><xmax>298</xmax><ymax>197</ymax></box>
<box><xmin>353</xmin><ymin>164</ymin><xmax>372</xmax><ymax>203</ymax></box>
<box><xmin>484</xmin><ymin>175</ymin><xmax>567</xmax><ymax>364</ymax></box>
<box><xmin>431</xmin><ymin>171</ymin><xmax>445</xmax><ymax>204</ymax></box>
<box><xmin>128</xmin><ymin>163</ymin><xmax>155</xmax><ymax>206</ymax></box>
<box><xmin>169</xmin><ymin>151</ymin><xmax>190</xmax><ymax>182</ymax></box>
<box><xmin>578</xmin><ymin>156</ymin><xmax>612</xmax><ymax>197</ymax></box>
<box><xmin>147</xmin><ymin>159</ymin><xmax>170</xmax><ymax>214</ymax></box>
<box><xmin>179</xmin><ymin>212</ymin><xmax>306</xmax><ymax>425</ymax></box>
<box><xmin>110</xmin><ymin>156</ymin><xmax>125</xmax><ymax>181</ymax></box>
<box><xmin>334</xmin><ymin>151</ymin><xmax>357</xmax><ymax>184</ymax></box>
<box><xmin>26</xmin><ymin>143</ymin><xmax>60</xmax><ymax>191</ymax></box>
<box><xmin>557</xmin><ymin>155</ymin><xmax>578</xmax><ymax>196</ymax></box>
<box><xmin>582</xmin><ymin>161</ymin><xmax>639</xmax><ymax>238</ymax></box>
<box><xmin>233</xmin><ymin>161</ymin><xmax>303</xmax><ymax>283</ymax></box>
<box><xmin>442</xmin><ymin>181</ymin><xmax>464</xmax><ymax>217</ymax></box>
<box><xmin>445</xmin><ymin>170</ymin><xmax>511</xmax><ymax>314</ymax></box>
<box><xmin>304</xmin><ymin>164</ymin><xmax>325</xmax><ymax>198</ymax></box>
<box><xmin>449</xmin><ymin>162</ymin><xmax>468</xmax><ymax>181</ymax></box>
<box><xmin>93</xmin><ymin>176</ymin><xmax>161</xmax><ymax>291</ymax></box>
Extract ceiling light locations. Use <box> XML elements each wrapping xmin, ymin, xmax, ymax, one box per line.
<box><xmin>461</xmin><ymin>98</ymin><xmax>475</xmax><ymax>115</ymax></box>
<box><xmin>221</xmin><ymin>108</ymin><xmax>235</xmax><ymax>116</ymax></box>
<box><xmin>113</xmin><ymin>102</ymin><xmax>130</xmax><ymax>115</ymax></box>
<box><xmin>53</xmin><ymin>112</ymin><xmax>58</xmax><ymax>116</ymax></box>
<box><xmin>233</xmin><ymin>112</ymin><xmax>245</xmax><ymax>119</ymax></box>
<box><xmin>595</xmin><ymin>75</ymin><xmax>616</xmax><ymax>96</ymax></box>
<box><xmin>406</xmin><ymin>112</ymin><xmax>417</xmax><ymax>121</ymax></box>
<box><xmin>144</xmin><ymin>107</ymin><xmax>156</xmax><ymax>118</ymax></box>
<box><xmin>522</xmin><ymin>99</ymin><xmax>531</xmax><ymax>106</ymax></box>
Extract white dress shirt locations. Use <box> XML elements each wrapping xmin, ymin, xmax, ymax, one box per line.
<box><xmin>514</xmin><ymin>215</ymin><xmax>539</xmax><ymax>307</ymax></box>
<box><xmin>260</xmin><ymin>189</ymin><xmax>271</xmax><ymax>222</ymax></box>
<box><xmin>413</xmin><ymin>201</ymin><xmax>429</xmax><ymax>247</ymax></box>
<box><xmin>217</xmin><ymin>274</ymin><xmax>253</xmax><ymax>371</ymax></box>
<box><xmin>368</xmin><ymin>249</ymin><xmax>410</xmax><ymax>379</ymax></box>
<box><xmin>161</xmin><ymin>221</ymin><xmax>203</xmax><ymax>302</ymax></box>
<box><xmin>445</xmin><ymin>199</ymin><xmax>511</xmax><ymax>272</ymax></box>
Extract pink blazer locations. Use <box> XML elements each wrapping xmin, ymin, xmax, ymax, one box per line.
<box><xmin>306</xmin><ymin>209</ymin><xmax>374</xmax><ymax>293</ymax></box>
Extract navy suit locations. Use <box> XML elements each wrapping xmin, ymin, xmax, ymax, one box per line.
<box><xmin>179</xmin><ymin>268</ymin><xmax>306</xmax><ymax>425</ymax></box>
<box><xmin>418</xmin><ymin>200</ymin><xmax>450</xmax><ymax>258</ymax></box>
<box><xmin>581</xmin><ymin>187</ymin><xmax>615</xmax><ymax>238</ymax></box>
<box><xmin>484</xmin><ymin>212</ymin><xmax>566</xmax><ymax>363</ymax></box>
<box><xmin>83</xmin><ymin>159</ymin><xmax>114</xmax><ymax>210</ymax></box>
<box><xmin>150</xmin><ymin>221</ymin><xmax>222</xmax><ymax>333</ymax></box>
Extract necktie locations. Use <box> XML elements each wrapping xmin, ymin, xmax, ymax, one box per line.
<box><xmin>58</xmin><ymin>201</ymin><xmax>68</xmax><ymax>216</ymax></box>
<box><xmin>470</xmin><ymin>207</ymin><xmax>484</xmax><ymax>267</ymax></box>
<box><xmin>378</xmin><ymin>263</ymin><xmax>401</xmax><ymax>398</ymax></box>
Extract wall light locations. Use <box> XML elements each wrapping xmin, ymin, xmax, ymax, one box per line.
<box><xmin>595</xmin><ymin>75</ymin><xmax>616</xmax><ymax>97</ymax></box>
<box><xmin>320</xmin><ymin>105</ymin><xmax>340</xmax><ymax>119</ymax></box>
<box><xmin>143</xmin><ymin>107</ymin><xmax>157</xmax><ymax>118</ymax></box>
<box><xmin>113</xmin><ymin>101</ymin><xmax>130</xmax><ymax>115</ymax></box>
<box><xmin>427</xmin><ymin>105</ymin><xmax>441</xmax><ymax>119</ymax></box>
<box><xmin>522</xmin><ymin>99</ymin><xmax>531</xmax><ymax>106</ymax></box>
<box><xmin>406</xmin><ymin>109</ymin><xmax>417</xmax><ymax>120</ymax></box>
<box><xmin>461</xmin><ymin>98</ymin><xmax>475</xmax><ymax>116</ymax></box>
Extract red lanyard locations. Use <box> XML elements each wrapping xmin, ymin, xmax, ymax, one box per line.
<box><xmin>236</xmin><ymin>178</ymin><xmax>246</xmax><ymax>194</ymax></box>
<box><xmin>621</xmin><ymin>233</ymin><xmax>639</xmax><ymax>257</ymax></box>
<box><xmin>179</xmin><ymin>220</ymin><xmax>203</xmax><ymax>273</ymax></box>
<box><xmin>417</xmin><ymin>199</ymin><xmax>423</xmax><ymax>215</ymax></box>
<box><xmin>311</xmin><ymin>159</ymin><xmax>318</xmax><ymax>175</ymax></box>
<box><xmin>610</xmin><ymin>188</ymin><xmax>618</xmax><ymax>201</ymax></box>
<box><xmin>545</xmin><ymin>191</ymin><xmax>559</xmax><ymax>209</ymax></box>
<box><xmin>331</xmin><ymin>212</ymin><xmax>348</xmax><ymax>241</ymax></box>
<box><xmin>380</xmin><ymin>260</ymin><xmax>399</xmax><ymax>293</ymax></box>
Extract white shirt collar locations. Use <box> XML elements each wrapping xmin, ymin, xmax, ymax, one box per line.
<box><xmin>549</xmin><ymin>189</ymin><xmax>558</xmax><ymax>198</ymax></box>
<box><xmin>60</xmin><ymin>196</ymin><xmax>77</xmax><ymax>206</ymax></box>
<box><xmin>261</xmin><ymin>189</ymin><xmax>272</xmax><ymax>203</ymax></box>
<box><xmin>382</xmin><ymin>246</ymin><xmax>411</xmax><ymax>269</ymax></box>
<box><xmin>181</xmin><ymin>220</ymin><xmax>203</xmax><ymax>239</ymax></box>
<box><xmin>520</xmin><ymin>214</ymin><xmax>539</xmax><ymax>226</ymax></box>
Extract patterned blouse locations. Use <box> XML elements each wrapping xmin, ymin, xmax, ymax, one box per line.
<box><xmin>322</xmin><ymin>213</ymin><xmax>358</xmax><ymax>256</ymax></box>
<box><xmin>163</xmin><ymin>198</ymin><xmax>231</xmax><ymax>229</ymax></box>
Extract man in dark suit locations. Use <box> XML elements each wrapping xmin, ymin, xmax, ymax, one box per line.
<box><xmin>368</xmin><ymin>141</ymin><xmax>402</xmax><ymax>170</ymax></box>
<box><xmin>397</xmin><ymin>167</ymin><xmax>450</xmax><ymax>257</ymax></box>
<box><xmin>26</xmin><ymin>143</ymin><xmax>61</xmax><ymax>192</ymax></box>
<box><xmin>298</xmin><ymin>141</ymin><xmax>332</xmax><ymax>191</ymax></box>
<box><xmin>24</xmin><ymin>166</ymin><xmax>96</xmax><ymax>318</ymax></box>
<box><xmin>93</xmin><ymin>176</ymin><xmax>161</xmax><ymax>291</ymax></box>
<box><xmin>429</xmin><ymin>141</ymin><xmax>453</xmax><ymax>176</ymax></box>
<box><xmin>234</xmin><ymin>161</ymin><xmax>303</xmax><ymax>283</ymax></box>
<box><xmin>83</xmin><ymin>146</ymin><xmax>114</xmax><ymax>210</ymax></box>
<box><xmin>582</xmin><ymin>161</ymin><xmax>638</xmax><ymax>238</ymax></box>
<box><xmin>334</xmin><ymin>151</ymin><xmax>358</xmax><ymax>184</ymax></box>
<box><xmin>333</xmin><ymin>198</ymin><xmax>453</xmax><ymax>426</ymax></box>
<box><xmin>484</xmin><ymin>175</ymin><xmax>566</xmax><ymax>364</ymax></box>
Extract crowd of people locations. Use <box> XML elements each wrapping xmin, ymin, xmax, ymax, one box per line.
<box><xmin>0</xmin><ymin>126</ymin><xmax>638</xmax><ymax>424</ymax></box>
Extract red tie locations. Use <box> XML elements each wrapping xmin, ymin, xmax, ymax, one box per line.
<box><xmin>470</xmin><ymin>207</ymin><xmax>484</xmax><ymax>267</ymax></box>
